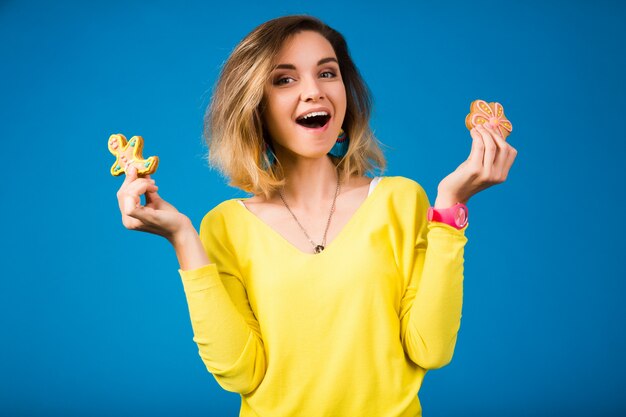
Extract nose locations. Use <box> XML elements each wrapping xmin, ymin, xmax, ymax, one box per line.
<box><xmin>300</xmin><ymin>76</ymin><xmax>324</xmax><ymax>102</ymax></box>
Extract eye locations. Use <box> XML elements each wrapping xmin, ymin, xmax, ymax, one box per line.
<box><xmin>320</xmin><ymin>70</ymin><xmax>337</xmax><ymax>79</ymax></box>
<box><xmin>273</xmin><ymin>76</ymin><xmax>294</xmax><ymax>86</ymax></box>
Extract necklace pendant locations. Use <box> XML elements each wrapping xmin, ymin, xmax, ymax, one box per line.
<box><xmin>314</xmin><ymin>245</ymin><xmax>325</xmax><ymax>254</ymax></box>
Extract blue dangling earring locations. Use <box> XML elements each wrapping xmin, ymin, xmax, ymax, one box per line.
<box><xmin>262</xmin><ymin>141</ymin><xmax>276</xmax><ymax>170</ymax></box>
<box><xmin>327</xmin><ymin>129</ymin><xmax>349</xmax><ymax>158</ymax></box>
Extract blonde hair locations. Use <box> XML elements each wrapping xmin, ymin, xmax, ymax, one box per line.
<box><xmin>205</xmin><ymin>15</ymin><xmax>386</xmax><ymax>199</ymax></box>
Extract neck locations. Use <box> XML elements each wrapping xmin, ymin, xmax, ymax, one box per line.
<box><xmin>277</xmin><ymin>155</ymin><xmax>340</xmax><ymax>212</ymax></box>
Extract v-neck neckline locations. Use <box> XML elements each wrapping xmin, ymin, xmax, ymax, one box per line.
<box><xmin>231</xmin><ymin>176</ymin><xmax>387</xmax><ymax>257</ymax></box>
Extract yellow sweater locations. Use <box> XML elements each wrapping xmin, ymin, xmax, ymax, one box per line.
<box><xmin>179</xmin><ymin>176</ymin><xmax>468</xmax><ymax>417</ymax></box>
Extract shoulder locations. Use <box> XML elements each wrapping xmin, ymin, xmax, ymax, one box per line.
<box><xmin>199</xmin><ymin>199</ymin><xmax>244</xmax><ymax>238</ymax></box>
<box><xmin>377</xmin><ymin>176</ymin><xmax>431</xmax><ymax>220</ymax></box>
<box><xmin>381</xmin><ymin>175</ymin><xmax>428</xmax><ymax>199</ymax></box>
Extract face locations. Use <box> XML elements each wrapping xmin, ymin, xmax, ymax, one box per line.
<box><xmin>262</xmin><ymin>30</ymin><xmax>347</xmax><ymax>162</ymax></box>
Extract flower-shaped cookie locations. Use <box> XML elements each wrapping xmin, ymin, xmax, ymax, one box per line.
<box><xmin>108</xmin><ymin>133</ymin><xmax>159</xmax><ymax>176</ymax></box>
<box><xmin>465</xmin><ymin>100</ymin><xmax>513</xmax><ymax>139</ymax></box>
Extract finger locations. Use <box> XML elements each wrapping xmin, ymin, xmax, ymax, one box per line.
<box><xmin>121</xmin><ymin>182</ymin><xmax>158</xmax><ymax>214</ymax></box>
<box><xmin>125</xmin><ymin>199</ymin><xmax>155</xmax><ymax>224</ymax></box>
<box><xmin>118</xmin><ymin>177</ymin><xmax>150</xmax><ymax>212</ymax></box>
<box><xmin>143</xmin><ymin>174</ymin><xmax>160</xmax><ymax>195</ymax></box>
<box><xmin>121</xmin><ymin>213</ymin><xmax>145</xmax><ymax>231</ymax></box>
<box><xmin>144</xmin><ymin>188</ymin><xmax>161</xmax><ymax>205</ymax></box>
<box><xmin>467</xmin><ymin>128</ymin><xmax>484</xmax><ymax>161</ymax></box>
<box><xmin>490</xmin><ymin>123</ymin><xmax>509</xmax><ymax>142</ymax></box>
<box><xmin>123</xmin><ymin>164</ymin><xmax>138</xmax><ymax>185</ymax></box>
<box><xmin>468</xmin><ymin>128</ymin><xmax>485</xmax><ymax>173</ymax></box>
<box><xmin>484</xmin><ymin>123</ymin><xmax>513</xmax><ymax>180</ymax></box>
<box><xmin>500</xmin><ymin>145</ymin><xmax>518</xmax><ymax>180</ymax></box>
<box><xmin>483</xmin><ymin>122</ymin><xmax>505</xmax><ymax>143</ymax></box>
<box><xmin>126</xmin><ymin>178</ymin><xmax>157</xmax><ymax>197</ymax></box>
<box><xmin>476</xmin><ymin>124</ymin><xmax>498</xmax><ymax>171</ymax></box>
<box><xmin>122</xmin><ymin>192</ymin><xmax>140</xmax><ymax>215</ymax></box>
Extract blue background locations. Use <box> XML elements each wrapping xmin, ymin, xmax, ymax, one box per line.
<box><xmin>1</xmin><ymin>0</ymin><xmax>625</xmax><ymax>416</ymax></box>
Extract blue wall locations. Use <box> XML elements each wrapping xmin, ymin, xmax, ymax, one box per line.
<box><xmin>1</xmin><ymin>0</ymin><xmax>624</xmax><ymax>415</ymax></box>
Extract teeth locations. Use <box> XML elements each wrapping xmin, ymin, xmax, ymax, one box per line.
<box><xmin>299</xmin><ymin>111</ymin><xmax>329</xmax><ymax>120</ymax></box>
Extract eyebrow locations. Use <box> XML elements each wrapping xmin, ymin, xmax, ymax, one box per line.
<box><xmin>273</xmin><ymin>57</ymin><xmax>338</xmax><ymax>71</ymax></box>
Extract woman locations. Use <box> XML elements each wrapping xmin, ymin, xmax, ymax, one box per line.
<box><xmin>116</xmin><ymin>15</ymin><xmax>517</xmax><ymax>417</ymax></box>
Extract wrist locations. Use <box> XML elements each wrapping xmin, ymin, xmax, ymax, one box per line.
<box><xmin>434</xmin><ymin>194</ymin><xmax>467</xmax><ymax>209</ymax></box>
<box><xmin>169</xmin><ymin>222</ymin><xmax>212</xmax><ymax>271</ymax></box>
<box><xmin>168</xmin><ymin>219</ymin><xmax>197</xmax><ymax>249</ymax></box>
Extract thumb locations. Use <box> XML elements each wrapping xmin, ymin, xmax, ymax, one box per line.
<box><xmin>145</xmin><ymin>187</ymin><xmax>161</xmax><ymax>204</ymax></box>
<box><xmin>123</xmin><ymin>163</ymin><xmax>138</xmax><ymax>185</ymax></box>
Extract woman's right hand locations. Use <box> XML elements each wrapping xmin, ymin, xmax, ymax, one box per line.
<box><xmin>116</xmin><ymin>165</ymin><xmax>192</xmax><ymax>243</ymax></box>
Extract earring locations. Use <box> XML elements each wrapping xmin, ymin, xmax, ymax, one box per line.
<box><xmin>262</xmin><ymin>141</ymin><xmax>276</xmax><ymax>170</ymax></box>
<box><xmin>327</xmin><ymin>129</ymin><xmax>349</xmax><ymax>158</ymax></box>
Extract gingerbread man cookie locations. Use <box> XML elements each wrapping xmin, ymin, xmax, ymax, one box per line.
<box><xmin>465</xmin><ymin>100</ymin><xmax>513</xmax><ymax>139</ymax></box>
<box><xmin>108</xmin><ymin>134</ymin><xmax>159</xmax><ymax>176</ymax></box>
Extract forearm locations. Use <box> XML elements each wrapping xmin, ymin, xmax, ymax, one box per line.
<box><xmin>434</xmin><ymin>189</ymin><xmax>468</xmax><ymax>209</ymax></box>
<box><xmin>404</xmin><ymin>222</ymin><xmax>467</xmax><ymax>369</ymax></box>
<box><xmin>180</xmin><ymin>265</ymin><xmax>264</xmax><ymax>393</ymax></box>
<box><xmin>175</xmin><ymin>224</ymin><xmax>266</xmax><ymax>393</ymax></box>
<box><xmin>170</xmin><ymin>222</ymin><xmax>212</xmax><ymax>271</ymax></box>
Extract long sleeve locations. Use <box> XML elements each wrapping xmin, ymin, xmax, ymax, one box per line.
<box><xmin>175</xmin><ymin>179</ymin><xmax>469</xmax><ymax>416</ymax></box>
<box><xmin>178</xmin><ymin>207</ymin><xmax>266</xmax><ymax>394</ymax></box>
<box><xmin>399</xmin><ymin>184</ymin><xmax>468</xmax><ymax>370</ymax></box>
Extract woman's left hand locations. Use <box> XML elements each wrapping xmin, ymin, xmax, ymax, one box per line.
<box><xmin>434</xmin><ymin>123</ymin><xmax>518</xmax><ymax>208</ymax></box>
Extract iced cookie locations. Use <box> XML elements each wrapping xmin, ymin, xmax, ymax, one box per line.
<box><xmin>465</xmin><ymin>100</ymin><xmax>513</xmax><ymax>139</ymax></box>
<box><xmin>108</xmin><ymin>134</ymin><xmax>159</xmax><ymax>176</ymax></box>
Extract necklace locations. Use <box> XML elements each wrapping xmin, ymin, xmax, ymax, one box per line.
<box><xmin>278</xmin><ymin>170</ymin><xmax>341</xmax><ymax>254</ymax></box>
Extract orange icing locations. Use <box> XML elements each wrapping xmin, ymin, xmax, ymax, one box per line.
<box><xmin>465</xmin><ymin>100</ymin><xmax>513</xmax><ymax>139</ymax></box>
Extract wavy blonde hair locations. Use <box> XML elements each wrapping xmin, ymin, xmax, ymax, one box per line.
<box><xmin>205</xmin><ymin>15</ymin><xmax>386</xmax><ymax>199</ymax></box>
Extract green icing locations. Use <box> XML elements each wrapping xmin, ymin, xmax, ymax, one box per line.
<box><xmin>144</xmin><ymin>162</ymin><xmax>150</xmax><ymax>168</ymax></box>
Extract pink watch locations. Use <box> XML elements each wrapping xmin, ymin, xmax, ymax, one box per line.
<box><xmin>427</xmin><ymin>203</ymin><xmax>469</xmax><ymax>229</ymax></box>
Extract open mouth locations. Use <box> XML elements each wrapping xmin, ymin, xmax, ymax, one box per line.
<box><xmin>296</xmin><ymin>111</ymin><xmax>331</xmax><ymax>129</ymax></box>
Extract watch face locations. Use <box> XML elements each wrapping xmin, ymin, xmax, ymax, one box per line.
<box><xmin>455</xmin><ymin>206</ymin><xmax>468</xmax><ymax>227</ymax></box>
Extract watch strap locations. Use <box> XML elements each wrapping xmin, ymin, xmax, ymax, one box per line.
<box><xmin>427</xmin><ymin>202</ymin><xmax>468</xmax><ymax>229</ymax></box>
